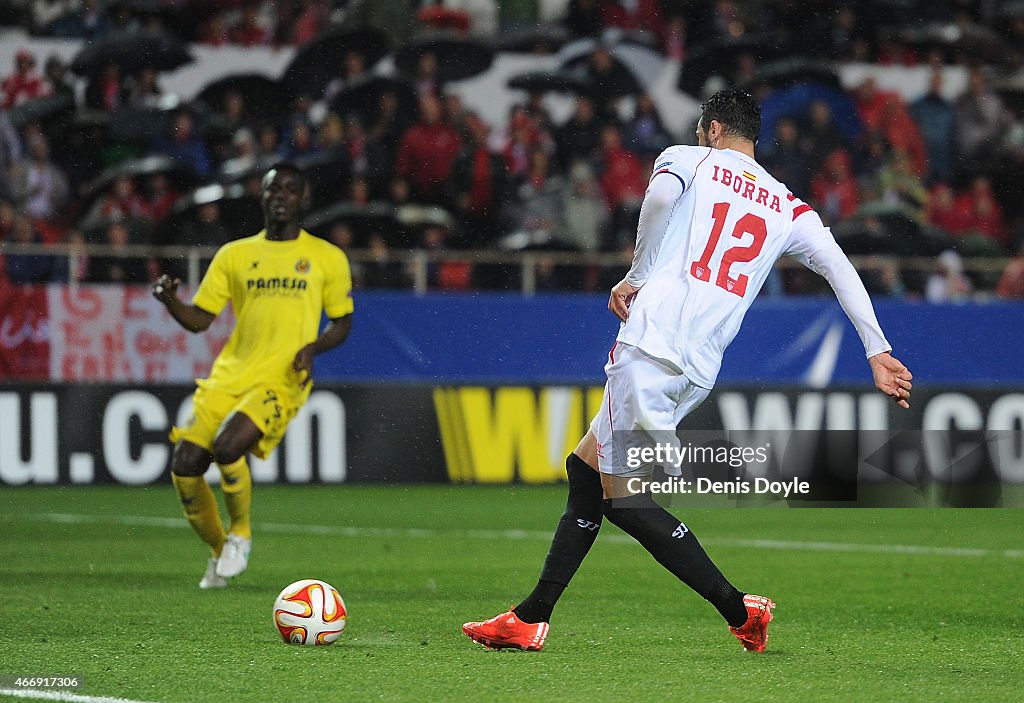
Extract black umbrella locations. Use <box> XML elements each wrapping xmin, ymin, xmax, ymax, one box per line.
<box><xmin>281</xmin><ymin>26</ymin><xmax>390</xmax><ymax>100</ymax></box>
<box><xmin>993</xmin><ymin>73</ymin><xmax>1024</xmax><ymax>113</ymax></box>
<box><xmin>508</xmin><ymin>71</ymin><xmax>595</xmax><ymax>96</ymax></box>
<box><xmin>1000</xmin><ymin>0</ymin><xmax>1024</xmax><ymax>18</ymax></box>
<box><xmin>71</xmin><ymin>31</ymin><xmax>193</xmax><ymax>75</ymax></box>
<box><xmin>330</xmin><ymin>75</ymin><xmax>417</xmax><ymax>126</ymax></box>
<box><xmin>170</xmin><ymin>183</ymin><xmax>264</xmax><ymax>236</ymax></box>
<box><xmin>740</xmin><ymin>58</ymin><xmax>841</xmax><ymax>91</ymax></box>
<box><xmin>85</xmin><ymin>155</ymin><xmax>203</xmax><ymax>200</ymax></box>
<box><xmin>678</xmin><ymin>33</ymin><xmax>793</xmax><ymax>96</ymax></box>
<box><xmin>557</xmin><ymin>37</ymin><xmax>665</xmax><ymax>98</ymax></box>
<box><xmin>109</xmin><ymin>0</ymin><xmax>181</xmax><ymax>22</ymax></box>
<box><xmin>561</xmin><ymin>54</ymin><xmax>643</xmax><ymax>97</ymax></box>
<box><xmin>493</xmin><ymin>25</ymin><xmax>572</xmax><ymax>54</ymax></box>
<box><xmin>109</xmin><ymin>106</ymin><xmax>177</xmax><ymax>143</ymax></box>
<box><xmin>895</xmin><ymin>22</ymin><xmax>1019</xmax><ymax>66</ymax></box>
<box><xmin>197</xmin><ymin>74</ymin><xmax>285</xmax><ymax>123</ymax></box>
<box><xmin>394</xmin><ymin>32</ymin><xmax>494</xmax><ymax>84</ymax></box>
<box><xmin>7</xmin><ymin>93</ymin><xmax>75</xmax><ymax>128</ymax></box>
<box><xmin>292</xmin><ymin>150</ymin><xmax>352</xmax><ymax>211</ymax></box>
<box><xmin>304</xmin><ymin>200</ymin><xmax>401</xmax><ymax>242</ymax></box>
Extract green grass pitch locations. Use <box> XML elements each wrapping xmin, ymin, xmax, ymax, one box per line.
<box><xmin>1</xmin><ymin>485</ymin><xmax>1022</xmax><ymax>703</ymax></box>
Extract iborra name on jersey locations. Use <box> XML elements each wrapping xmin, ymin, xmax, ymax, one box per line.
<box><xmin>710</xmin><ymin>165</ymin><xmax>782</xmax><ymax>213</ymax></box>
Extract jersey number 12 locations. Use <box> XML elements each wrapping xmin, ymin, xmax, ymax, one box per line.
<box><xmin>689</xmin><ymin>202</ymin><xmax>767</xmax><ymax>297</ymax></box>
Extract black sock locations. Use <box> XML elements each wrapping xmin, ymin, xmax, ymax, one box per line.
<box><xmin>603</xmin><ymin>493</ymin><xmax>748</xmax><ymax>628</ymax></box>
<box><xmin>514</xmin><ymin>454</ymin><xmax>604</xmax><ymax>624</ymax></box>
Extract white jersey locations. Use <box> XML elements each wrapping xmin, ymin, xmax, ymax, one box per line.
<box><xmin>618</xmin><ymin>145</ymin><xmax>891</xmax><ymax>388</ymax></box>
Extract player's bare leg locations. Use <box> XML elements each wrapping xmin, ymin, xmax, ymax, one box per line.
<box><xmin>212</xmin><ymin>413</ymin><xmax>261</xmax><ymax>578</ymax></box>
<box><xmin>463</xmin><ymin>431</ymin><xmax>603</xmax><ymax>651</ymax></box>
<box><xmin>170</xmin><ymin>440</ymin><xmax>227</xmax><ymax>588</ymax></box>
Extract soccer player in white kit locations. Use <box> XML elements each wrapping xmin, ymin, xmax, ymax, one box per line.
<box><xmin>463</xmin><ymin>89</ymin><xmax>913</xmax><ymax>653</ymax></box>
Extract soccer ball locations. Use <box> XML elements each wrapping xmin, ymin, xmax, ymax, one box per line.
<box><xmin>273</xmin><ymin>579</ymin><xmax>347</xmax><ymax>645</ymax></box>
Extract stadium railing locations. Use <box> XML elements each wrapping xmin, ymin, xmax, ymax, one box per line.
<box><xmin>0</xmin><ymin>242</ymin><xmax>1011</xmax><ymax>295</ymax></box>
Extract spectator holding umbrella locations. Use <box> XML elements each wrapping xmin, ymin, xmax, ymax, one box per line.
<box><xmin>561</xmin><ymin>160</ymin><xmax>607</xmax><ymax>253</ymax></box>
<box><xmin>127</xmin><ymin>66</ymin><xmax>164</xmax><ymax>108</ymax></box>
<box><xmin>4</xmin><ymin>214</ymin><xmax>64</xmax><ymax>283</ymax></box>
<box><xmin>341</xmin><ymin>115</ymin><xmax>390</xmax><ymax>196</ymax></box>
<box><xmin>956</xmin><ymin>67</ymin><xmax>1006</xmax><ymax>162</ymax></box>
<box><xmin>801</xmin><ymin>100</ymin><xmax>846</xmax><ymax>171</ymax></box>
<box><xmin>84</xmin><ymin>61</ymin><xmax>126</xmax><ymax>112</ymax></box>
<box><xmin>2</xmin><ymin>50</ymin><xmax>51</xmax><ymax>109</ymax></box>
<box><xmin>232</xmin><ymin>2</ymin><xmax>272</xmax><ymax>46</ymax></box>
<box><xmin>996</xmin><ymin>242</ymin><xmax>1024</xmax><ymax>299</ymax></box>
<box><xmin>324</xmin><ymin>51</ymin><xmax>369</xmax><ymax>103</ymax></box>
<box><xmin>761</xmin><ymin>116</ymin><xmax>812</xmax><ymax>200</ymax></box>
<box><xmin>0</xmin><ymin>198</ymin><xmax>15</xmax><ymax>240</ymax></box>
<box><xmin>85</xmin><ymin>221</ymin><xmax>149</xmax><ymax>284</ymax></box>
<box><xmin>394</xmin><ymin>93</ymin><xmax>462</xmax><ymax>206</ymax></box>
<box><xmin>28</xmin><ymin>0</ymin><xmax>80</xmax><ymax>35</ymax></box>
<box><xmin>49</xmin><ymin>0</ymin><xmax>111</xmax><ymax>40</ymax></box>
<box><xmin>810</xmin><ymin>148</ymin><xmax>860</xmax><ymax>226</ymax></box>
<box><xmin>601</xmin><ymin>0</ymin><xmax>663</xmax><ymax>34</ymax></box>
<box><xmin>155</xmin><ymin>111</ymin><xmax>211</xmax><ymax>178</ymax></box>
<box><xmin>144</xmin><ymin>173</ymin><xmax>179</xmax><ymax>221</ymax></box>
<box><xmin>555</xmin><ymin>96</ymin><xmax>601</xmax><ymax>170</ymax></box>
<box><xmin>564</xmin><ymin>0</ymin><xmax>602</xmax><ymax>38</ymax></box>
<box><xmin>9</xmin><ymin>131</ymin><xmax>69</xmax><ymax>223</ymax></box>
<box><xmin>875</xmin><ymin>148</ymin><xmax>928</xmax><ymax>223</ymax></box>
<box><xmin>88</xmin><ymin>175</ymin><xmax>150</xmax><ymax>224</ymax></box>
<box><xmin>910</xmin><ymin>69</ymin><xmax>957</xmax><ymax>185</ymax></box>
<box><xmin>0</xmin><ymin>110</ymin><xmax>21</xmax><ymax>200</ymax></box>
<box><xmin>449</xmin><ymin>112</ymin><xmax>508</xmax><ymax>246</ymax></box>
<box><xmin>596</xmin><ymin>122</ymin><xmax>645</xmax><ymax>211</ymax></box>
<box><xmin>44</xmin><ymin>55</ymin><xmax>74</xmax><ymax>102</ymax></box>
<box><xmin>926</xmin><ymin>250</ymin><xmax>972</xmax><ymax>303</ymax></box>
<box><xmin>624</xmin><ymin>93</ymin><xmax>672</xmax><ymax>161</ymax></box>
<box><xmin>504</xmin><ymin>147</ymin><xmax>566</xmax><ymax>245</ymax></box>
<box><xmin>926</xmin><ymin>183</ymin><xmax>969</xmax><ymax>234</ymax></box>
<box><xmin>956</xmin><ymin>175</ymin><xmax>1008</xmax><ymax>249</ymax></box>
<box><xmin>291</xmin><ymin>0</ymin><xmax>330</xmax><ymax>45</ymax></box>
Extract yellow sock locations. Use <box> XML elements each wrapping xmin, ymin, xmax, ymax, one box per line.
<box><xmin>218</xmin><ymin>457</ymin><xmax>252</xmax><ymax>539</ymax></box>
<box><xmin>172</xmin><ymin>473</ymin><xmax>226</xmax><ymax>556</ymax></box>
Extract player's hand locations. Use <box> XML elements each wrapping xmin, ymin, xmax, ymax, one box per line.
<box><xmin>292</xmin><ymin>343</ymin><xmax>316</xmax><ymax>388</ymax></box>
<box><xmin>152</xmin><ymin>274</ymin><xmax>181</xmax><ymax>305</ymax></box>
<box><xmin>869</xmin><ymin>352</ymin><xmax>913</xmax><ymax>409</ymax></box>
<box><xmin>609</xmin><ymin>279</ymin><xmax>640</xmax><ymax>322</ymax></box>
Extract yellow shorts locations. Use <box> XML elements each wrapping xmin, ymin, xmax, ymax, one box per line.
<box><xmin>170</xmin><ymin>383</ymin><xmax>308</xmax><ymax>459</ymax></box>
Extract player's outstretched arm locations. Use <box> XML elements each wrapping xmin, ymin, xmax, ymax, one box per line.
<box><xmin>869</xmin><ymin>351</ymin><xmax>913</xmax><ymax>409</ymax></box>
<box><xmin>152</xmin><ymin>274</ymin><xmax>216</xmax><ymax>333</ymax></box>
<box><xmin>292</xmin><ymin>314</ymin><xmax>353</xmax><ymax>388</ymax></box>
<box><xmin>784</xmin><ymin>211</ymin><xmax>913</xmax><ymax>409</ymax></box>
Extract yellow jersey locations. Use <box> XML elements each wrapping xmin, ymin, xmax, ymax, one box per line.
<box><xmin>191</xmin><ymin>229</ymin><xmax>354</xmax><ymax>400</ymax></box>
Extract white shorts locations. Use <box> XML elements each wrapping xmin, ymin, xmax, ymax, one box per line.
<box><xmin>589</xmin><ymin>341</ymin><xmax>711</xmax><ymax>477</ymax></box>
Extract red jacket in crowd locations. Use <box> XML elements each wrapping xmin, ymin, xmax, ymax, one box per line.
<box><xmin>396</xmin><ymin>122</ymin><xmax>462</xmax><ymax>196</ymax></box>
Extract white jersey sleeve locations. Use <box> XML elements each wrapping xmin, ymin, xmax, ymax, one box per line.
<box><xmin>624</xmin><ymin>168</ymin><xmax>684</xmax><ymax>287</ymax></box>
<box><xmin>783</xmin><ymin>207</ymin><xmax>892</xmax><ymax>358</ymax></box>
<box><xmin>624</xmin><ymin>146</ymin><xmax>712</xmax><ymax>287</ymax></box>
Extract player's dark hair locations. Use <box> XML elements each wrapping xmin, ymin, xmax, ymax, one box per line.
<box><xmin>264</xmin><ymin>161</ymin><xmax>308</xmax><ymax>190</ymax></box>
<box><xmin>700</xmin><ymin>89</ymin><xmax>762</xmax><ymax>144</ymax></box>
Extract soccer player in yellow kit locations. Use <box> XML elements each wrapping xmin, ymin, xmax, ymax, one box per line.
<box><xmin>152</xmin><ymin>163</ymin><xmax>354</xmax><ymax>588</ymax></box>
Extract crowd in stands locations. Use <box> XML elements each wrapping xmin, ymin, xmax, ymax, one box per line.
<box><xmin>1</xmin><ymin>0</ymin><xmax>1023</xmax><ymax>299</ymax></box>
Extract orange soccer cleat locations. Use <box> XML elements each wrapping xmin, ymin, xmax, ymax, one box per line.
<box><xmin>462</xmin><ymin>610</ymin><xmax>549</xmax><ymax>651</ymax></box>
<box><xmin>729</xmin><ymin>594</ymin><xmax>776</xmax><ymax>653</ymax></box>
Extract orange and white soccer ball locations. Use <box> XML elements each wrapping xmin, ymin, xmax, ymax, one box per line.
<box><xmin>273</xmin><ymin>579</ymin><xmax>348</xmax><ymax>645</ymax></box>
